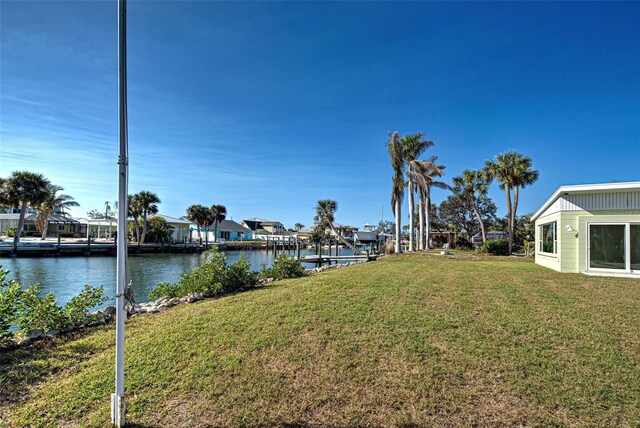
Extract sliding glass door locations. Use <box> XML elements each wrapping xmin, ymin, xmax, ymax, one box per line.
<box><xmin>589</xmin><ymin>223</ymin><xmax>640</xmax><ymax>273</ymax></box>
<box><xmin>632</xmin><ymin>225</ymin><xmax>640</xmax><ymax>272</ymax></box>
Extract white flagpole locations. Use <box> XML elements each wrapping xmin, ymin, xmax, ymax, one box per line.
<box><xmin>112</xmin><ymin>0</ymin><xmax>128</xmax><ymax>425</ymax></box>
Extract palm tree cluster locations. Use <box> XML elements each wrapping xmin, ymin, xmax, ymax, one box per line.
<box><xmin>128</xmin><ymin>191</ymin><xmax>161</xmax><ymax>244</ymax></box>
<box><xmin>185</xmin><ymin>204</ymin><xmax>227</xmax><ymax>243</ymax></box>
<box><xmin>483</xmin><ymin>151</ymin><xmax>538</xmax><ymax>255</ymax></box>
<box><xmin>387</xmin><ymin>132</ymin><xmax>449</xmax><ymax>253</ymax></box>
<box><xmin>0</xmin><ymin>171</ymin><xmax>79</xmax><ymax>253</ymax></box>
<box><xmin>387</xmin><ymin>133</ymin><xmax>538</xmax><ymax>255</ymax></box>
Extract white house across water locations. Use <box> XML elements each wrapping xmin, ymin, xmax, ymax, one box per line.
<box><xmin>531</xmin><ymin>181</ymin><xmax>640</xmax><ymax>278</ymax></box>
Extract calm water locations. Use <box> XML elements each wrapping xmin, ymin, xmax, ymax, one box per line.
<box><xmin>1</xmin><ymin>248</ymin><xmax>353</xmax><ymax>307</ymax></box>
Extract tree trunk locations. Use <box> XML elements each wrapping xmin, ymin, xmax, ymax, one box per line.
<box><xmin>512</xmin><ymin>185</ymin><xmax>520</xmax><ymax>252</ymax></box>
<box><xmin>133</xmin><ymin>217</ymin><xmax>141</xmax><ymax>243</ymax></box>
<box><xmin>13</xmin><ymin>201</ymin><xmax>28</xmax><ymax>254</ymax></box>
<box><xmin>214</xmin><ymin>221</ymin><xmax>218</xmax><ymax>243</ymax></box>
<box><xmin>425</xmin><ymin>191</ymin><xmax>431</xmax><ymax>249</ymax></box>
<box><xmin>471</xmin><ymin>197</ymin><xmax>486</xmax><ymax>243</ymax></box>
<box><xmin>41</xmin><ymin>216</ymin><xmax>49</xmax><ymax>240</ymax></box>
<box><xmin>408</xmin><ymin>179</ymin><xmax>415</xmax><ymax>252</ymax></box>
<box><xmin>394</xmin><ymin>199</ymin><xmax>402</xmax><ymax>253</ymax></box>
<box><xmin>504</xmin><ymin>184</ymin><xmax>513</xmax><ymax>255</ymax></box>
<box><xmin>327</xmin><ymin>220</ymin><xmax>362</xmax><ymax>255</ymax></box>
<box><xmin>141</xmin><ymin>213</ymin><xmax>148</xmax><ymax>244</ymax></box>
<box><xmin>418</xmin><ymin>190</ymin><xmax>425</xmax><ymax>250</ymax></box>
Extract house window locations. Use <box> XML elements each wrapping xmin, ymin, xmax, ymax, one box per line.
<box><xmin>221</xmin><ymin>231</ymin><xmax>230</xmax><ymax>240</ymax></box>
<box><xmin>539</xmin><ymin>221</ymin><xmax>556</xmax><ymax>254</ymax></box>
<box><xmin>58</xmin><ymin>225</ymin><xmax>65</xmax><ymax>231</ymax></box>
<box><xmin>589</xmin><ymin>223</ymin><xmax>639</xmax><ymax>271</ymax></box>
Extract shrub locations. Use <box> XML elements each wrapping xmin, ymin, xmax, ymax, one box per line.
<box><xmin>6</xmin><ymin>227</ymin><xmax>17</xmax><ymax>238</ymax></box>
<box><xmin>1</xmin><ymin>265</ymin><xmax>109</xmax><ymax>340</ymax></box>
<box><xmin>260</xmin><ymin>253</ymin><xmax>305</xmax><ymax>280</ymax></box>
<box><xmin>384</xmin><ymin>242</ymin><xmax>395</xmax><ymax>255</ymax></box>
<box><xmin>455</xmin><ymin>237</ymin><xmax>473</xmax><ymax>250</ymax></box>
<box><xmin>17</xmin><ymin>284</ymin><xmax>67</xmax><ymax>332</ymax></box>
<box><xmin>224</xmin><ymin>254</ymin><xmax>257</xmax><ymax>292</ymax></box>
<box><xmin>523</xmin><ymin>241</ymin><xmax>535</xmax><ymax>257</ymax></box>
<box><xmin>149</xmin><ymin>282</ymin><xmax>181</xmax><ymax>300</ymax></box>
<box><xmin>477</xmin><ymin>239</ymin><xmax>509</xmax><ymax>256</ymax></box>
<box><xmin>149</xmin><ymin>247</ymin><xmax>226</xmax><ymax>299</ymax></box>
<box><xmin>64</xmin><ymin>285</ymin><xmax>107</xmax><ymax>326</ymax></box>
<box><xmin>0</xmin><ymin>268</ymin><xmax>22</xmax><ymax>340</ymax></box>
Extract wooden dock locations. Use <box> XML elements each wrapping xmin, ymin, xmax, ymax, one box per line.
<box><xmin>0</xmin><ymin>242</ymin><xmax>203</xmax><ymax>257</ymax></box>
<box><xmin>300</xmin><ymin>254</ymin><xmax>379</xmax><ymax>264</ymax></box>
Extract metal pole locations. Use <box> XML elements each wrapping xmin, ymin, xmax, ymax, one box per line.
<box><xmin>112</xmin><ymin>0</ymin><xmax>128</xmax><ymax>425</ymax></box>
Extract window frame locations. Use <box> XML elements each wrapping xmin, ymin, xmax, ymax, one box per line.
<box><xmin>587</xmin><ymin>222</ymin><xmax>640</xmax><ymax>273</ymax></box>
<box><xmin>538</xmin><ymin>221</ymin><xmax>557</xmax><ymax>255</ymax></box>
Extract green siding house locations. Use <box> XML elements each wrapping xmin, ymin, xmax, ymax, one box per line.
<box><xmin>531</xmin><ymin>182</ymin><xmax>640</xmax><ymax>278</ymax></box>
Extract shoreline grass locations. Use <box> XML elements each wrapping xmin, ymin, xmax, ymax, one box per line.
<box><xmin>2</xmin><ymin>253</ymin><xmax>639</xmax><ymax>427</ymax></box>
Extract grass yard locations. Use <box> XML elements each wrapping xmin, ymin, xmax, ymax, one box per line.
<box><xmin>2</xmin><ymin>253</ymin><xmax>639</xmax><ymax>427</ymax></box>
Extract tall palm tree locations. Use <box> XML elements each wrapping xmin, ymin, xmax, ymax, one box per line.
<box><xmin>137</xmin><ymin>191</ymin><xmax>161</xmax><ymax>244</ymax></box>
<box><xmin>1</xmin><ymin>171</ymin><xmax>50</xmax><ymax>253</ymax></box>
<box><xmin>210</xmin><ymin>204</ymin><xmax>227</xmax><ymax>242</ymax></box>
<box><xmin>35</xmin><ymin>184</ymin><xmax>79</xmax><ymax>239</ymax></box>
<box><xmin>294</xmin><ymin>223</ymin><xmax>304</xmax><ymax>232</ymax></box>
<box><xmin>484</xmin><ymin>151</ymin><xmax>538</xmax><ymax>255</ymax></box>
<box><xmin>314</xmin><ymin>199</ymin><xmax>362</xmax><ymax>254</ymax></box>
<box><xmin>401</xmin><ymin>133</ymin><xmax>434</xmax><ymax>252</ymax></box>
<box><xmin>452</xmin><ymin>169</ymin><xmax>489</xmax><ymax>243</ymax></box>
<box><xmin>407</xmin><ymin>157</ymin><xmax>449</xmax><ymax>250</ymax></box>
<box><xmin>128</xmin><ymin>194</ymin><xmax>143</xmax><ymax>243</ymax></box>
<box><xmin>387</xmin><ymin>132</ymin><xmax>404</xmax><ymax>253</ymax></box>
<box><xmin>186</xmin><ymin>204</ymin><xmax>208</xmax><ymax>241</ymax></box>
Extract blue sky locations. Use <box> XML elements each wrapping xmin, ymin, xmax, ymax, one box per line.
<box><xmin>1</xmin><ymin>1</ymin><xmax>639</xmax><ymax>228</ymax></box>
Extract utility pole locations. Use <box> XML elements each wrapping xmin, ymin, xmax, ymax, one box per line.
<box><xmin>112</xmin><ymin>0</ymin><xmax>128</xmax><ymax>425</ymax></box>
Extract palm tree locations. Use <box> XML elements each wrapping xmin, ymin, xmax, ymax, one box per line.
<box><xmin>294</xmin><ymin>223</ymin><xmax>304</xmax><ymax>232</ymax></box>
<box><xmin>186</xmin><ymin>204</ymin><xmax>208</xmax><ymax>242</ymax></box>
<box><xmin>137</xmin><ymin>191</ymin><xmax>161</xmax><ymax>244</ymax></box>
<box><xmin>401</xmin><ymin>133</ymin><xmax>434</xmax><ymax>252</ymax></box>
<box><xmin>387</xmin><ymin>132</ymin><xmax>404</xmax><ymax>253</ymax></box>
<box><xmin>484</xmin><ymin>151</ymin><xmax>538</xmax><ymax>255</ymax></box>
<box><xmin>1</xmin><ymin>171</ymin><xmax>50</xmax><ymax>254</ymax></box>
<box><xmin>407</xmin><ymin>157</ymin><xmax>449</xmax><ymax>250</ymax></box>
<box><xmin>128</xmin><ymin>194</ymin><xmax>143</xmax><ymax>243</ymax></box>
<box><xmin>35</xmin><ymin>185</ymin><xmax>79</xmax><ymax>239</ymax></box>
<box><xmin>314</xmin><ymin>199</ymin><xmax>362</xmax><ymax>255</ymax></box>
<box><xmin>210</xmin><ymin>204</ymin><xmax>227</xmax><ymax>242</ymax></box>
<box><xmin>452</xmin><ymin>169</ymin><xmax>489</xmax><ymax>243</ymax></box>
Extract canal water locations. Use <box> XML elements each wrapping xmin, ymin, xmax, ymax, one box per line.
<box><xmin>1</xmin><ymin>248</ymin><xmax>354</xmax><ymax>307</ymax></box>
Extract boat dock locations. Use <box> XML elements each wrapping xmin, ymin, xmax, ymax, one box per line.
<box><xmin>300</xmin><ymin>253</ymin><xmax>379</xmax><ymax>264</ymax></box>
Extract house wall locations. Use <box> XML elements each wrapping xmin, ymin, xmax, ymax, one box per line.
<box><xmin>536</xmin><ymin>209</ymin><xmax>640</xmax><ymax>274</ymax></box>
<box><xmin>534</xmin><ymin>212</ymin><xmax>562</xmax><ymax>272</ymax></box>
<box><xmin>538</xmin><ymin>191</ymin><xmax>640</xmax><ymax>218</ymax></box>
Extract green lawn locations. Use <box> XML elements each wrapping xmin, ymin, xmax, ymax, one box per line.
<box><xmin>2</xmin><ymin>253</ymin><xmax>639</xmax><ymax>427</ymax></box>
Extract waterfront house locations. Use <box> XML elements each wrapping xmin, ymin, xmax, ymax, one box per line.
<box><xmin>531</xmin><ymin>181</ymin><xmax>640</xmax><ymax>278</ymax></box>
<box><xmin>197</xmin><ymin>219</ymin><xmax>253</xmax><ymax>242</ymax></box>
<box><xmin>331</xmin><ymin>223</ymin><xmax>358</xmax><ymax>239</ymax></box>
<box><xmin>0</xmin><ymin>213</ymin><xmax>84</xmax><ymax>237</ymax></box>
<box><xmin>241</xmin><ymin>218</ymin><xmax>286</xmax><ymax>236</ymax></box>
<box><xmin>78</xmin><ymin>217</ymin><xmax>117</xmax><ymax>239</ymax></box>
<box><xmin>155</xmin><ymin>214</ymin><xmax>193</xmax><ymax>243</ymax></box>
